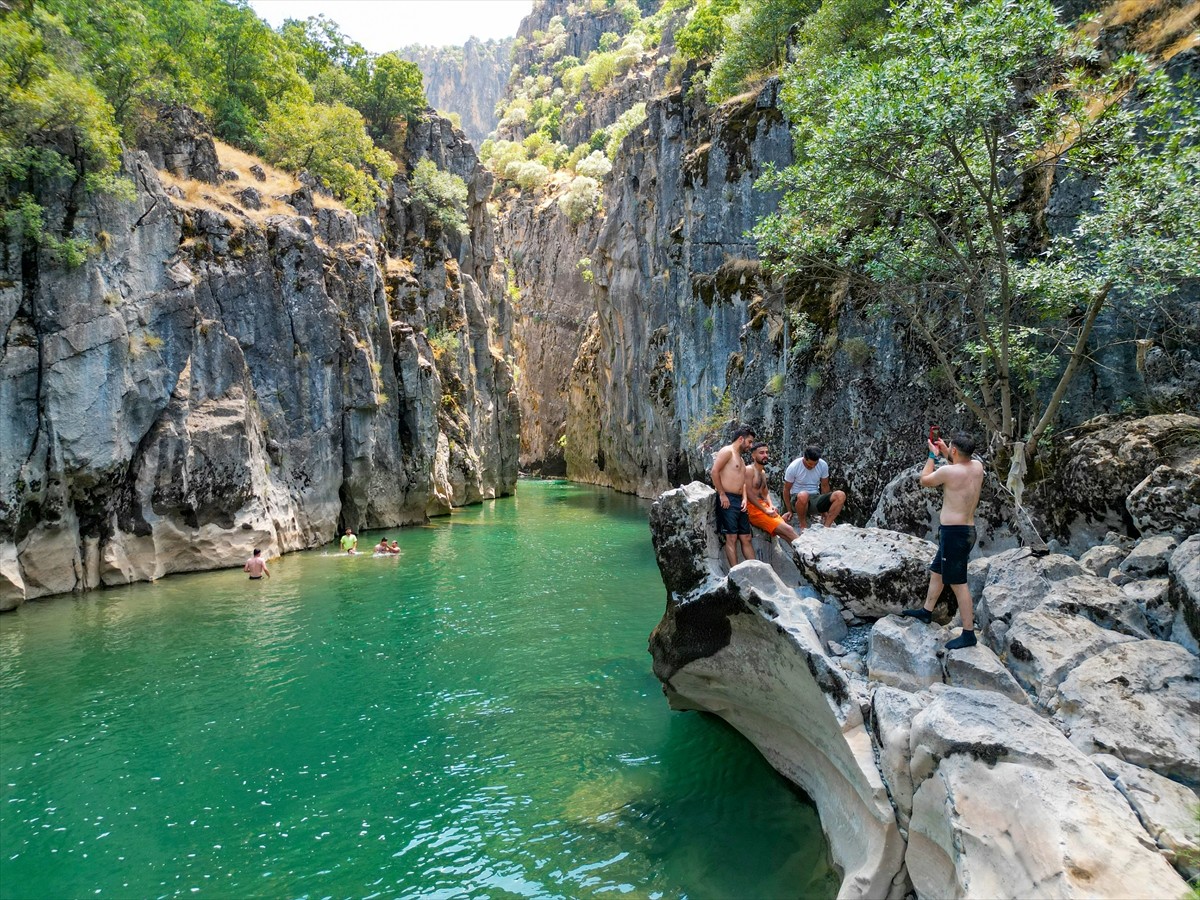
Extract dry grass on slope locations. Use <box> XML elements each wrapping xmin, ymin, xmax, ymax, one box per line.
<box><xmin>158</xmin><ymin>140</ymin><xmax>345</xmax><ymax>229</ymax></box>
<box><xmin>1084</xmin><ymin>0</ymin><xmax>1200</xmax><ymax>61</ymax></box>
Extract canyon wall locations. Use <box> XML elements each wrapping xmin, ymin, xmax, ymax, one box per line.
<box><xmin>399</xmin><ymin>38</ymin><xmax>513</xmax><ymax>145</ymax></box>
<box><xmin>0</xmin><ymin>108</ymin><xmax>518</xmax><ymax>609</ymax></box>
<box><xmin>497</xmin><ymin>1</ymin><xmax>1199</xmax><ymax>544</ymax></box>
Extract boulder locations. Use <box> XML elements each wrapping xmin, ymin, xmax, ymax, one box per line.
<box><xmin>941</xmin><ymin>644</ymin><xmax>1029</xmax><ymax>704</ymax></box>
<box><xmin>974</xmin><ymin>549</ymin><xmax>1084</xmax><ymax>640</ymax></box>
<box><xmin>1040</xmin><ymin>574</ymin><xmax>1152</xmax><ymax>639</ymax></box>
<box><xmin>793</xmin><ymin>526</ymin><xmax>935</xmax><ymax>619</ymax></box>
<box><xmin>1054</xmin><ymin>640</ymin><xmax>1200</xmax><ymax>785</ymax></box>
<box><xmin>1003</xmin><ymin>607</ymin><xmax>1138</xmax><ymax>706</ymax></box>
<box><xmin>1127</xmin><ymin>457</ymin><xmax>1200</xmax><ymax>537</ymax></box>
<box><xmin>647</xmin><ymin>482</ymin><xmax>726</xmax><ymax>597</ymax></box>
<box><xmin>871</xmin><ymin>687</ymin><xmax>930</xmax><ymax>834</ymax></box>
<box><xmin>649</xmin><ymin>560</ymin><xmax>908</xmax><ymax>899</ymax></box>
<box><xmin>906</xmin><ymin>688</ymin><xmax>1188</xmax><ymax>899</ymax></box>
<box><xmin>1121</xmin><ymin>578</ymin><xmax>1173</xmax><ymax>640</ymax></box>
<box><xmin>1168</xmin><ymin>535</ymin><xmax>1200</xmax><ymax>652</ymax></box>
<box><xmin>866</xmin><ymin>616</ymin><xmax>946</xmax><ymax>693</ymax></box>
<box><xmin>134</xmin><ymin>103</ymin><xmax>220</xmax><ymax>183</ymax></box>
<box><xmin>1042</xmin><ymin>413</ymin><xmax>1200</xmax><ymax>550</ymax></box>
<box><xmin>1120</xmin><ymin>532</ymin><xmax>1180</xmax><ymax>578</ymax></box>
<box><xmin>1092</xmin><ymin>754</ymin><xmax>1200</xmax><ymax>880</ymax></box>
<box><xmin>1079</xmin><ymin>543</ymin><xmax>1127</xmax><ymax>578</ymax></box>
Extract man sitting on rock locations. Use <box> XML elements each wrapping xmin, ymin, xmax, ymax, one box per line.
<box><xmin>783</xmin><ymin>446</ymin><xmax>847</xmax><ymax>529</ymax></box>
<box><xmin>902</xmin><ymin>431</ymin><xmax>985</xmax><ymax>650</ymax></box>
<box><xmin>711</xmin><ymin>424</ymin><xmax>757</xmax><ymax>568</ymax></box>
<box><xmin>746</xmin><ymin>442</ymin><xmax>800</xmax><ymax>542</ymax></box>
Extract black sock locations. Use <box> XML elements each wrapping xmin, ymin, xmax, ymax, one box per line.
<box><xmin>945</xmin><ymin>630</ymin><xmax>977</xmax><ymax>650</ymax></box>
<box><xmin>901</xmin><ymin>608</ymin><xmax>933</xmax><ymax>624</ymax></box>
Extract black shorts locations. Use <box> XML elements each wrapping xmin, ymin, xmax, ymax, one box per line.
<box><xmin>793</xmin><ymin>491</ymin><xmax>834</xmax><ymax>514</ymax></box>
<box><xmin>930</xmin><ymin>525</ymin><xmax>977</xmax><ymax>585</ymax></box>
<box><xmin>715</xmin><ymin>492</ymin><xmax>752</xmax><ymax>535</ymax></box>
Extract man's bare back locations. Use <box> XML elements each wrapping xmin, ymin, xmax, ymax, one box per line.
<box><xmin>934</xmin><ymin>457</ymin><xmax>984</xmax><ymax>525</ymax></box>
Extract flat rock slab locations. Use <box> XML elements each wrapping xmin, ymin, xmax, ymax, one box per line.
<box><xmin>867</xmin><ymin>616</ymin><xmax>945</xmax><ymax>693</ymax></box>
<box><xmin>793</xmin><ymin>526</ymin><xmax>935</xmax><ymax>618</ymax></box>
<box><xmin>1055</xmin><ymin>640</ymin><xmax>1200</xmax><ymax>785</ymax></box>
<box><xmin>942</xmin><ymin>644</ymin><xmax>1029</xmax><ymax>704</ymax></box>
<box><xmin>906</xmin><ymin>687</ymin><xmax>1188</xmax><ymax>899</ymax></box>
<box><xmin>1003</xmin><ymin>607</ymin><xmax>1138</xmax><ymax>706</ymax></box>
<box><xmin>1092</xmin><ymin>753</ymin><xmax>1200</xmax><ymax>880</ymax></box>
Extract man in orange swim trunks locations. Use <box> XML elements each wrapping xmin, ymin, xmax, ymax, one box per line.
<box><xmin>746</xmin><ymin>442</ymin><xmax>800</xmax><ymax>542</ymax></box>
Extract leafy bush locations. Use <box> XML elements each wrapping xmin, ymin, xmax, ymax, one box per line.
<box><xmin>558</xmin><ymin>175</ymin><xmax>602</xmax><ymax>223</ymax></box>
<box><xmin>605</xmin><ymin>102</ymin><xmax>647</xmax><ymax>159</ymax></box>
<box><xmin>573</xmin><ymin>150</ymin><xmax>613</xmax><ymax>180</ymax></box>
<box><xmin>708</xmin><ymin>0</ymin><xmax>819</xmax><ymax>101</ymax></box>
<box><xmin>262</xmin><ymin>99</ymin><xmax>396</xmax><ymax>216</ymax></box>
<box><xmin>510</xmin><ymin>160</ymin><xmax>550</xmax><ymax>190</ymax></box>
<box><xmin>408</xmin><ymin>158</ymin><xmax>468</xmax><ymax>235</ymax></box>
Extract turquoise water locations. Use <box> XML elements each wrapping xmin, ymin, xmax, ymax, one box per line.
<box><xmin>0</xmin><ymin>480</ymin><xmax>836</xmax><ymax>899</ymax></box>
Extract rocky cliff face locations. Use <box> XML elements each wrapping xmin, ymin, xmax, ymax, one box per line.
<box><xmin>400</xmin><ymin>38</ymin><xmax>513</xmax><ymax>145</ymax></box>
<box><xmin>498</xmin><ymin>5</ymin><xmax>1199</xmax><ymax>544</ymax></box>
<box><xmin>0</xmin><ymin>107</ymin><xmax>518</xmax><ymax>609</ymax></box>
<box><xmin>648</xmin><ymin>481</ymin><xmax>1199</xmax><ymax>897</ymax></box>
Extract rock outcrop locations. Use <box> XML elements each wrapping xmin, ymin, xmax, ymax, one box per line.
<box><xmin>649</xmin><ymin>482</ymin><xmax>1196</xmax><ymax>897</ymax></box>
<box><xmin>0</xmin><ymin>106</ymin><xmax>518</xmax><ymax>609</ymax></box>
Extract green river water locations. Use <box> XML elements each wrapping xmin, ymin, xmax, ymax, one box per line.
<box><xmin>0</xmin><ymin>480</ymin><xmax>836</xmax><ymax>900</ymax></box>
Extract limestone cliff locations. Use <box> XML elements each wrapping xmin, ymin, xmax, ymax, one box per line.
<box><xmin>0</xmin><ymin>108</ymin><xmax>518</xmax><ymax>608</ymax></box>
<box><xmin>497</xmin><ymin>1</ymin><xmax>1200</xmax><ymax>541</ymax></box>
<box><xmin>399</xmin><ymin>38</ymin><xmax>513</xmax><ymax>145</ymax></box>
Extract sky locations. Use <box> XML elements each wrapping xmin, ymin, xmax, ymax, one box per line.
<box><xmin>248</xmin><ymin>1</ymin><xmax>534</xmax><ymax>52</ymax></box>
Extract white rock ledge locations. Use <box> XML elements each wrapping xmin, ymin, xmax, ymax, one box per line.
<box><xmin>649</xmin><ymin>482</ymin><xmax>1193</xmax><ymax>899</ymax></box>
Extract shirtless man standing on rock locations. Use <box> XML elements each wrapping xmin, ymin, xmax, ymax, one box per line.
<box><xmin>902</xmin><ymin>431</ymin><xmax>984</xmax><ymax>650</ymax></box>
<box><xmin>710</xmin><ymin>424</ymin><xmax>757</xmax><ymax>568</ymax></box>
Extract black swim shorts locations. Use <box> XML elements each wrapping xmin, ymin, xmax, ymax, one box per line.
<box><xmin>930</xmin><ymin>524</ymin><xmax>977</xmax><ymax>585</ymax></box>
<box><xmin>715</xmin><ymin>492</ymin><xmax>752</xmax><ymax>535</ymax></box>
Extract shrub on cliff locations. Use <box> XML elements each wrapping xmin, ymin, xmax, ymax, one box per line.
<box><xmin>558</xmin><ymin>175</ymin><xmax>603</xmax><ymax>224</ymax></box>
<box><xmin>262</xmin><ymin>99</ymin><xmax>396</xmax><ymax>216</ymax></box>
<box><xmin>755</xmin><ymin>0</ymin><xmax>1200</xmax><ymax>475</ymax></box>
<box><xmin>408</xmin><ymin>158</ymin><xmax>468</xmax><ymax>236</ymax></box>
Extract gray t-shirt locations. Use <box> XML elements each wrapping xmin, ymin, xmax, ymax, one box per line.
<box><xmin>784</xmin><ymin>457</ymin><xmax>829</xmax><ymax>496</ymax></box>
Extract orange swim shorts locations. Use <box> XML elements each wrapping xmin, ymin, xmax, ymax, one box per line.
<box><xmin>747</xmin><ymin>503</ymin><xmax>788</xmax><ymax>536</ymax></box>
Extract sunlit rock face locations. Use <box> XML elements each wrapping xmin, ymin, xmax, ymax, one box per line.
<box><xmin>0</xmin><ymin>106</ymin><xmax>518</xmax><ymax>609</ymax></box>
<box><xmin>648</xmin><ymin>481</ymin><xmax>1196</xmax><ymax>898</ymax></box>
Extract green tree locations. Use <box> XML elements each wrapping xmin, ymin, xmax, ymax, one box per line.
<box><xmin>262</xmin><ymin>98</ymin><xmax>396</xmax><ymax>216</ymax></box>
<box><xmin>755</xmin><ymin>0</ymin><xmax>1200</xmax><ymax>470</ymax></box>
<box><xmin>408</xmin><ymin>157</ymin><xmax>468</xmax><ymax>235</ymax></box>
<box><xmin>707</xmin><ymin>0</ymin><xmax>818</xmax><ymax>100</ymax></box>
<box><xmin>0</xmin><ymin>5</ymin><xmax>127</xmax><ymax>264</ymax></box>
<box><xmin>673</xmin><ymin>0</ymin><xmax>742</xmax><ymax>62</ymax></box>
<box><xmin>351</xmin><ymin>52</ymin><xmax>425</xmax><ymax>143</ymax></box>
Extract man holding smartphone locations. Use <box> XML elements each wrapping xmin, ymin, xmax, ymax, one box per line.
<box><xmin>902</xmin><ymin>430</ymin><xmax>985</xmax><ymax>650</ymax></box>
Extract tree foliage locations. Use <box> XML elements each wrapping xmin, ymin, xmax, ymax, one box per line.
<box><xmin>262</xmin><ymin>99</ymin><xmax>396</xmax><ymax>216</ymax></box>
<box><xmin>754</xmin><ymin>0</ymin><xmax>1200</xmax><ymax>467</ymax></box>
<box><xmin>707</xmin><ymin>0</ymin><xmax>818</xmax><ymax>101</ymax></box>
<box><xmin>408</xmin><ymin>157</ymin><xmax>468</xmax><ymax>235</ymax></box>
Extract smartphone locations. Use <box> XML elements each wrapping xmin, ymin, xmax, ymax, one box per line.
<box><xmin>929</xmin><ymin>425</ymin><xmax>940</xmax><ymax>443</ymax></box>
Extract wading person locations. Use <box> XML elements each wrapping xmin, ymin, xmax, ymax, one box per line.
<box><xmin>340</xmin><ymin>527</ymin><xmax>358</xmax><ymax>555</ymax></box>
<box><xmin>243</xmin><ymin>548</ymin><xmax>270</xmax><ymax>580</ymax></box>
<box><xmin>711</xmin><ymin>425</ymin><xmax>757</xmax><ymax>568</ymax></box>
<box><xmin>783</xmin><ymin>447</ymin><xmax>847</xmax><ymax>529</ymax></box>
<box><xmin>746</xmin><ymin>442</ymin><xmax>800</xmax><ymax>542</ymax></box>
<box><xmin>902</xmin><ymin>431</ymin><xmax>985</xmax><ymax>650</ymax></box>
